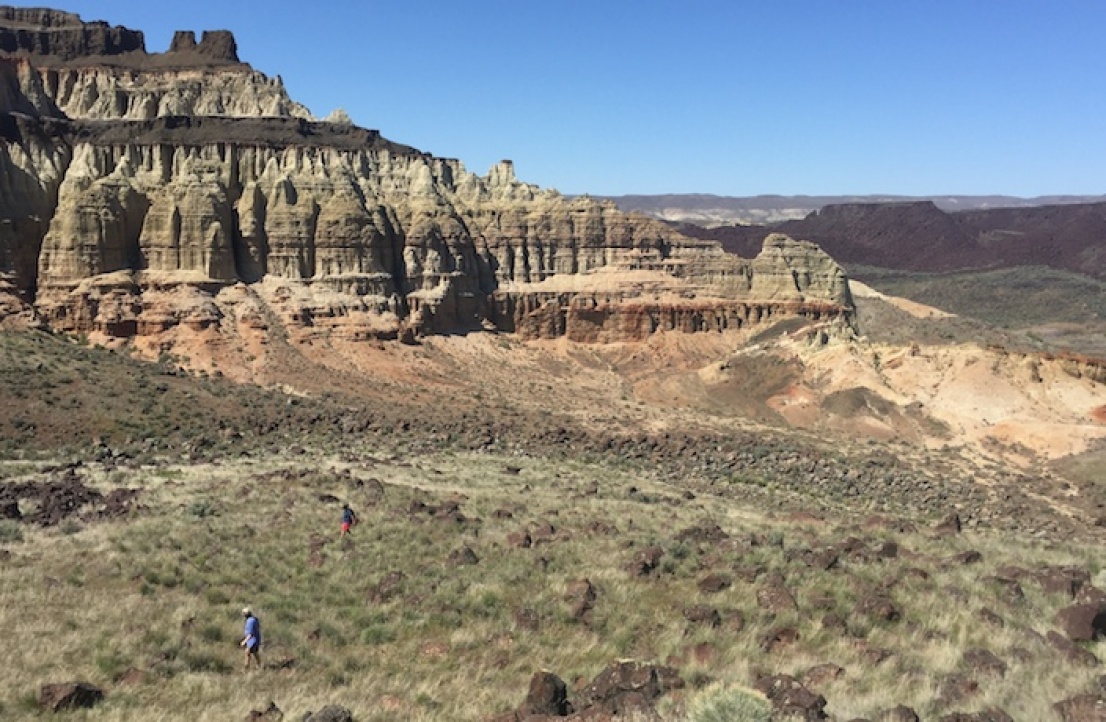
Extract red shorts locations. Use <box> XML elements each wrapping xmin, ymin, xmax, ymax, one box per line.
<box><xmin>341</xmin><ymin>522</ymin><xmax>351</xmax><ymax>533</ymax></box>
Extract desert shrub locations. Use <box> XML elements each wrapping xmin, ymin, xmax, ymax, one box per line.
<box><xmin>187</xmin><ymin>500</ymin><xmax>217</xmax><ymax>518</ymax></box>
<box><xmin>685</xmin><ymin>684</ymin><xmax>771</xmax><ymax>722</ymax></box>
<box><xmin>0</xmin><ymin>520</ymin><xmax>23</xmax><ymax>543</ymax></box>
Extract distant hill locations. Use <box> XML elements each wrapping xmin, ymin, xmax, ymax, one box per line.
<box><xmin>674</xmin><ymin>200</ymin><xmax>1106</xmax><ymax>279</ymax></box>
<box><xmin>598</xmin><ymin>193</ymin><xmax>1106</xmax><ymax>225</ymax></box>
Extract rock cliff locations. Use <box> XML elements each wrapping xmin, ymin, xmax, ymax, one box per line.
<box><xmin>0</xmin><ymin>7</ymin><xmax>853</xmax><ymax>343</ymax></box>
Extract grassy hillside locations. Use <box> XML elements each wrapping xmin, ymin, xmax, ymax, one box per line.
<box><xmin>2</xmin><ymin>328</ymin><xmax>1106</xmax><ymax>720</ymax></box>
<box><xmin>2</xmin><ymin>447</ymin><xmax>1104</xmax><ymax>720</ymax></box>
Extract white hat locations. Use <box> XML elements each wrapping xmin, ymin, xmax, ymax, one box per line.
<box><xmin>242</xmin><ymin>607</ymin><xmax>252</xmax><ymax>616</ymax></box>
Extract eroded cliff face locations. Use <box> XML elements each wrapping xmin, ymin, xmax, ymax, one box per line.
<box><xmin>0</xmin><ymin>7</ymin><xmax>854</xmax><ymax>344</ymax></box>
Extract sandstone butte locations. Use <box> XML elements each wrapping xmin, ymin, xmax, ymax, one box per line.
<box><xmin>0</xmin><ymin>6</ymin><xmax>853</xmax><ymax>344</ymax></box>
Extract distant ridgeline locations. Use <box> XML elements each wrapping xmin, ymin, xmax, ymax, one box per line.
<box><xmin>0</xmin><ymin>6</ymin><xmax>853</xmax><ymax>343</ymax></box>
<box><xmin>613</xmin><ymin>194</ymin><xmax>1106</xmax><ymax>280</ymax></box>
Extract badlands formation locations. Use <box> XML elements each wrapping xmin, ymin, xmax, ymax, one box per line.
<box><xmin>1</xmin><ymin>8</ymin><xmax>1105</xmax><ymax>498</ymax></box>
<box><xmin>0</xmin><ymin>7</ymin><xmax>849</xmax><ymax>349</ymax></box>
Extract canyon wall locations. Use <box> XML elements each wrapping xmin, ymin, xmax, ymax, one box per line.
<box><xmin>0</xmin><ymin>7</ymin><xmax>854</xmax><ymax>343</ymax></box>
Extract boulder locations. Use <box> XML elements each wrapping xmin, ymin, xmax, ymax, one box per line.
<box><xmin>564</xmin><ymin>579</ymin><xmax>597</xmax><ymax>622</ymax></box>
<box><xmin>760</xmin><ymin>626</ymin><xmax>800</xmax><ymax>652</ymax></box>
<box><xmin>934</xmin><ymin>513</ymin><xmax>962</xmax><ymax>536</ymax></box>
<box><xmin>520</xmin><ymin>671</ymin><xmax>571</xmax><ymax>716</ymax></box>
<box><xmin>683</xmin><ymin>605</ymin><xmax>721</xmax><ymax>628</ymax></box>
<box><xmin>856</xmin><ymin>593</ymin><xmax>900</xmax><ymax>623</ymax></box>
<box><xmin>801</xmin><ymin>663</ymin><xmax>845</xmax><ymax>690</ymax></box>
<box><xmin>629</xmin><ymin>546</ymin><xmax>664</xmax><ymax>577</ymax></box>
<box><xmin>1047</xmin><ymin>631</ymin><xmax>1099</xmax><ymax>667</ymax></box>
<box><xmin>697</xmin><ymin>573</ymin><xmax>732</xmax><ymax>594</ymax></box>
<box><xmin>757</xmin><ymin>574</ymin><xmax>798</xmax><ymax>614</ymax></box>
<box><xmin>38</xmin><ymin>682</ymin><xmax>104</xmax><ymax>712</ymax></box>
<box><xmin>961</xmin><ymin>648</ymin><xmax>1007</xmax><ymax>678</ymax></box>
<box><xmin>753</xmin><ymin>675</ymin><xmax>827</xmax><ymax>721</ymax></box>
<box><xmin>1054</xmin><ymin>694</ymin><xmax>1106</xmax><ymax>722</ymax></box>
<box><xmin>506</xmin><ymin>530</ymin><xmax>531</xmax><ymax>548</ymax></box>
<box><xmin>1037</xmin><ymin>566</ymin><xmax>1092</xmax><ymax>598</ymax></box>
<box><xmin>948</xmin><ymin>550</ymin><xmax>983</xmax><ymax>566</ymax></box>
<box><xmin>303</xmin><ymin>706</ymin><xmax>353</xmax><ymax>722</ymax></box>
<box><xmin>1056</xmin><ymin>603</ymin><xmax>1106</xmax><ymax>642</ymax></box>
<box><xmin>447</xmin><ymin>545</ymin><xmax>479</xmax><ymax>566</ymax></box>
<box><xmin>576</xmin><ymin>660</ymin><xmax>683</xmax><ymax>718</ymax></box>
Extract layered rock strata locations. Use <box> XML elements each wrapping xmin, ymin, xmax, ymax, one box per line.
<box><xmin>0</xmin><ymin>7</ymin><xmax>854</xmax><ymax>343</ymax></box>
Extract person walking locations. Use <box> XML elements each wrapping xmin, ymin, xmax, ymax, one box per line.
<box><xmin>340</xmin><ymin>502</ymin><xmax>358</xmax><ymax>537</ymax></box>
<box><xmin>240</xmin><ymin>607</ymin><xmax>261</xmax><ymax>670</ymax></box>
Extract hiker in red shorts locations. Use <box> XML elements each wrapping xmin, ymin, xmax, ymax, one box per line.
<box><xmin>340</xmin><ymin>502</ymin><xmax>358</xmax><ymax>537</ymax></box>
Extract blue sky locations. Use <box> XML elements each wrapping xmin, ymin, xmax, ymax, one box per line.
<box><xmin>46</xmin><ymin>2</ymin><xmax>1106</xmax><ymax>196</ymax></box>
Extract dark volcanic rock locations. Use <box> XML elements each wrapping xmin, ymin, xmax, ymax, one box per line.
<box><xmin>629</xmin><ymin>545</ymin><xmax>664</xmax><ymax>577</ymax></box>
<box><xmin>520</xmin><ymin>670</ymin><xmax>571</xmax><ymax>716</ymax></box>
<box><xmin>683</xmin><ymin>605</ymin><xmax>722</xmax><ymax>628</ymax></box>
<box><xmin>961</xmin><ymin>648</ymin><xmax>1007</xmax><ymax>678</ymax></box>
<box><xmin>1047</xmin><ymin>631</ymin><xmax>1099</xmax><ymax>667</ymax></box>
<box><xmin>801</xmin><ymin>663</ymin><xmax>845</xmax><ymax>690</ymax></box>
<box><xmin>948</xmin><ymin>550</ymin><xmax>983</xmax><ymax>566</ymax></box>
<box><xmin>760</xmin><ymin>626</ymin><xmax>800</xmax><ymax>652</ymax></box>
<box><xmin>447</xmin><ymin>545</ymin><xmax>479</xmax><ymax>566</ymax></box>
<box><xmin>1056</xmin><ymin>602</ymin><xmax>1106</xmax><ymax>642</ymax></box>
<box><xmin>245</xmin><ymin>701</ymin><xmax>283</xmax><ymax>721</ymax></box>
<box><xmin>1037</xmin><ymin>566</ymin><xmax>1092</xmax><ymax>598</ymax></box>
<box><xmin>38</xmin><ymin>682</ymin><xmax>104</xmax><ymax>712</ymax></box>
<box><xmin>697</xmin><ymin>572</ymin><xmax>732</xmax><ymax>593</ymax></box>
<box><xmin>564</xmin><ymin>578</ymin><xmax>597</xmax><ymax>622</ymax></box>
<box><xmin>1054</xmin><ymin>694</ymin><xmax>1106</xmax><ymax>722</ymax></box>
<box><xmin>302</xmin><ymin>706</ymin><xmax>353</xmax><ymax>722</ymax></box>
<box><xmin>576</xmin><ymin>660</ymin><xmax>684</xmax><ymax>718</ymax></box>
<box><xmin>938</xmin><ymin>673</ymin><xmax>980</xmax><ymax>704</ymax></box>
<box><xmin>855</xmin><ymin>593</ymin><xmax>900</xmax><ymax>623</ymax></box>
<box><xmin>754</xmin><ymin>674</ymin><xmax>827</xmax><ymax>721</ymax></box>
<box><xmin>757</xmin><ymin>574</ymin><xmax>798</xmax><ymax>614</ymax></box>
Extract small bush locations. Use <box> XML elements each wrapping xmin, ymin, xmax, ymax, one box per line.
<box><xmin>685</xmin><ymin>684</ymin><xmax>772</xmax><ymax>722</ymax></box>
<box><xmin>0</xmin><ymin>520</ymin><xmax>24</xmax><ymax>543</ymax></box>
<box><xmin>187</xmin><ymin>500</ymin><xmax>217</xmax><ymax>518</ymax></box>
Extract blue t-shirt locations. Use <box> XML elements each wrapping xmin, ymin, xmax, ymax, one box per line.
<box><xmin>342</xmin><ymin>507</ymin><xmax>355</xmax><ymax>524</ymax></box>
<box><xmin>244</xmin><ymin>615</ymin><xmax>261</xmax><ymax>648</ymax></box>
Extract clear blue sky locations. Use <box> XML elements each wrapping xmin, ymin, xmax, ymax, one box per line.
<box><xmin>44</xmin><ymin>2</ymin><xmax>1106</xmax><ymax>197</ymax></box>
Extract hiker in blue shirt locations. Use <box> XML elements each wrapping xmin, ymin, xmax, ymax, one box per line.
<box><xmin>240</xmin><ymin>607</ymin><xmax>261</xmax><ymax>670</ymax></box>
<box><xmin>340</xmin><ymin>503</ymin><xmax>358</xmax><ymax>537</ymax></box>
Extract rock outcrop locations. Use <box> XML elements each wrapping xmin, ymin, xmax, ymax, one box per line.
<box><xmin>0</xmin><ymin>7</ymin><xmax>853</xmax><ymax>344</ymax></box>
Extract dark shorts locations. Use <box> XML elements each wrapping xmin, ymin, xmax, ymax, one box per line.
<box><xmin>246</xmin><ymin>643</ymin><xmax>260</xmax><ymax>655</ymax></box>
